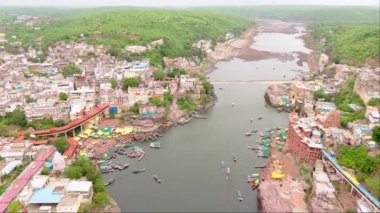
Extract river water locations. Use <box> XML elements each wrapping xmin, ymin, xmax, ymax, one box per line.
<box><xmin>105</xmin><ymin>21</ymin><xmax>311</xmax><ymax>212</ymax></box>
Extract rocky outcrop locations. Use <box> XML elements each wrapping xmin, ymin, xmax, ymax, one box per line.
<box><xmin>309</xmin><ymin>195</ymin><xmax>343</xmax><ymax>213</ymax></box>
<box><xmin>258</xmin><ymin>182</ymin><xmax>293</xmax><ymax>213</ymax></box>
<box><xmin>264</xmin><ymin>83</ymin><xmax>291</xmax><ymax>107</ymax></box>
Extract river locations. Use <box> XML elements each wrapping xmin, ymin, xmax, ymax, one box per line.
<box><xmin>105</xmin><ymin>20</ymin><xmax>311</xmax><ymax>212</ymax></box>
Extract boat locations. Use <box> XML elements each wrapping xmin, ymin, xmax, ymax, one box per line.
<box><xmin>150</xmin><ymin>141</ymin><xmax>161</xmax><ymax>148</ymax></box>
<box><xmin>245</xmin><ymin>132</ymin><xmax>253</xmax><ymax>136</ymax></box>
<box><xmin>236</xmin><ymin>190</ymin><xmax>243</xmax><ymax>202</ymax></box>
<box><xmin>105</xmin><ymin>178</ymin><xmax>115</xmax><ymax>186</ymax></box>
<box><xmin>232</xmin><ymin>153</ymin><xmax>237</xmax><ymax>162</ymax></box>
<box><xmin>153</xmin><ymin>174</ymin><xmax>162</xmax><ymax>183</ymax></box>
<box><xmin>218</xmin><ymin>87</ymin><xmax>223</xmax><ymax>90</ymax></box>
<box><xmin>177</xmin><ymin>115</ymin><xmax>191</xmax><ymax>125</ymax></box>
<box><xmin>138</xmin><ymin>153</ymin><xmax>145</xmax><ymax>161</ymax></box>
<box><xmin>133</xmin><ymin>168</ymin><xmax>146</xmax><ymax>173</ymax></box>
<box><xmin>258</xmin><ymin>116</ymin><xmax>264</xmax><ymax>120</ymax></box>
<box><xmin>121</xmin><ymin>163</ymin><xmax>130</xmax><ymax>170</ymax></box>
<box><xmin>247</xmin><ymin>146</ymin><xmax>259</xmax><ymax>150</ymax></box>
<box><xmin>100</xmin><ymin>168</ymin><xmax>114</xmax><ymax>173</ymax></box>
<box><xmin>231</xmin><ymin>103</ymin><xmax>235</xmax><ymax>107</ymax></box>
<box><xmin>251</xmin><ymin>179</ymin><xmax>260</xmax><ymax>190</ymax></box>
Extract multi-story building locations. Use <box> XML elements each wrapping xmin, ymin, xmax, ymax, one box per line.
<box><xmin>286</xmin><ymin>112</ymin><xmax>323</xmax><ymax>164</ymax></box>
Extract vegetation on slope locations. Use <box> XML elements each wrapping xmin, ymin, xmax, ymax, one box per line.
<box><xmin>197</xmin><ymin>6</ymin><xmax>379</xmax><ymax>23</ymax></box>
<box><xmin>310</xmin><ymin>22</ymin><xmax>380</xmax><ymax>66</ymax></box>
<box><xmin>335</xmin><ymin>79</ymin><xmax>365</xmax><ymax>127</ymax></box>
<box><xmin>5</xmin><ymin>9</ymin><xmax>252</xmax><ymax>66</ymax></box>
<box><xmin>337</xmin><ymin>145</ymin><xmax>380</xmax><ymax>199</ymax></box>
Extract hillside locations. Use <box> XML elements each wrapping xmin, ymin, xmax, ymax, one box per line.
<box><xmin>4</xmin><ymin>9</ymin><xmax>252</xmax><ymax>66</ymax></box>
<box><xmin>197</xmin><ymin>6</ymin><xmax>380</xmax><ymax>24</ymax></box>
<box><xmin>310</xmin><ymin>23</ymin><xmax>380</xmax><ymax>66</ymax></box>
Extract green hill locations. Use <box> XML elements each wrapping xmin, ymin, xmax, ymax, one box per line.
<box><xmin>4</xmin><ymin>9</ymin><xmax>252</xmax><ymax>66</ymax></box>
<box><xmin>310</xmin><ymin>23</ymin><xmax>380</xmax><ymax>66</ymax></box>
<box><xmin>196</xmin><ymin>6</ymin><xmax>379</xmax><ymax>24</ymax></box>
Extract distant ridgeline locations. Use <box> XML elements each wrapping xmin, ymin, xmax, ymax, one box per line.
<box><xmin>3</xmin><ymin>8</ymin><xmax>253</xmax><ymax>66</ymax></box>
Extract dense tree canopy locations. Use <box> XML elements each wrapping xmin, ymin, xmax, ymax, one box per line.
<box><xmin>52</xmin><ymin>137</ymin><xmax>70</xmax><ymax>154</ymax></box>
<box><xmin>368</xmin><ymin>98</ymin><xmax>380</xmax><ymax>107</ymax></box>
<box><xmin>123</xmin><ymin>78</ymin><xmax>139</xmax><ymax>90</ymax></box>
<box><xmin>59</xmin><ymin>92</ymin><xmax>68</xmax><ymax>101</ymax></box>
<box><xmin>310</xmin><ymin>23</ymin><xmax>380</xmax><ymax>66</ymax></box>
<box><xmin>372</xmin><ymin>126</ymin><xmax>380</xmax><ymax>144</ymax></box>
<box><xmin>152</xmin><ymin>70</ymin><xmax>167</xmax><ymax>81</ymax></box>
<box><xmin>61</xmin><ymin>62</ymin><xmax>81</xmax><ymax>77</ymax></box>
<box><xmin>7</xmin><ymin>200</ymin><xmax>23</xmax><ymax>213</ymax></box>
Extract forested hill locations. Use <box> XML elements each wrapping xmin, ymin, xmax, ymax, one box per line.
<box><xmin>310</xmin><ymin>23</ymin><xmax>380</xmax><ymax>67</ymax></box>
<box><xmin>197</xmin><ymin>6</ymin><xmax>379</xmax><ymax>24</ymax></box>
<box><xmin>4</xmin><ymin>9</ymin><xmax>252</xmax><ymax>64</ymax></box>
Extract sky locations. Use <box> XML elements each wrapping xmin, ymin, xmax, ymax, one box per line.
<box><xmin>0</xmin><ymin>0</ymin><xmax>378</xmax><ymax>7</ymax></box>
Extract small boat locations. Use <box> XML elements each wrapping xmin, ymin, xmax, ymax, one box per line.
<box><xmin>231</xmin><ymin>103</ymin><xmax>235</xmax><ymax>107</ymax></box>
<box><xmin>245</xmin><ymin>132</ymin><xmax>253</xmax><ymax>136</ymax></box>
<box><xmin>236</xmin><ymin>190</ymin><xmax>243</xmax><ymax>202</ymax></box>
<box><xmin>100</xmin><ymin>169</ymin><xmax>114</xmax><ymax>173</ymax></box>
<box><xmin>122</xmin><ymin>163</ymin><xmax>130</xmax><ymax>170</ymax></box>
<box><xmin>232</xmin><ymin>153</ymin><xmax>237</xmax><ymax>162</ymax></box>
<box><xmin>177</xmin><ymin>115</ymin><xmax>191</xmax><ymax>125</ymax></box>
<box><xmin>105</xmin><ymin>178</ymin><xmax>115</xmax><ymax>186</ymax></box>
<box><xmin>221</xmin><ymin>161</ymin><xmax>225</xmax><ymax>169</ymax></box>
<box><xmin>218</xmin><ymin>87</ymin><xmax>223</xmax><ymax>90</ymax></box>
<box><xmin>251</xmin><ymin>179</ymin><xmax>260</xmax><ymax>190</ymax></box>
<box><xmin>133</xmin><ymin>168</ymin><xmax>146</xmax><ymax>173</ymax></box>
<box><xmin>138</xmin><ymin>153</ymin><xmax>145</xmax><ymax>161</ymax></box>
<box><xmin>150</xmin><ymin>141</ymin><xmax>161</xmax><ymax>148</ymax></box>
<box><xmin>247</xmin><ymin>146</ymin><xmax>259</xmax><ymax>150</ymax></box>
<box><xmin>258</xmin><ymin>116</ymin><xmax>264</xmax><ymax>120</ymax></box>
<box><xmin>282</xmin><ymin>75</ymin><xmax>286</xmax><ymax>78</ymax></box>
<box><xmin>250</xmin><ymin>117</ymin><xmax>254</xmax><ymax>122</ymax></box>
<box><xmin>153</xmin><ymin>174</ymin><xmax>162</xmax><ymax>183</ymax></box>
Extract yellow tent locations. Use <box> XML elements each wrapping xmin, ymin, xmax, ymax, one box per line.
<box><xmin>272</xmin><ymin>172</ymin><xmax>285</xmax><ymax>179</ymax></box>
<box><xmin>74</xmin><ymin>136</ymin><xmax>81</xmax><ymax>141</ymax></box>
<box><xmin>84</xmin><ymin>129</ymin><xmax>92</xmax><ymax>135</ymax></box>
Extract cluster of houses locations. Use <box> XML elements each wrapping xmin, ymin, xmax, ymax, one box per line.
<box><xmin>286</xmin><ymin>64</ymin><xmax>380</xmax><ymax>163</ymax></box>
<box><xmin>0</xmin><ymin>40</ymin><xmax>204</xmax><ymax>122</ymax></box>
<box><xmin>0</xmin><ymin>139</ymin><xmax>93</xmax><ymax>212</ymax></box>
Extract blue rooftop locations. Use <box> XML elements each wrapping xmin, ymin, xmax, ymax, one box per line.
<box><xmin>28</xmin><ymin>188</ymin><xmax>62</xmax><ymax>204</ymax></box>
<box><xmin>0</xmin><ymin>160</ymin><xmax>21</xmax><ymax>176</ymax></box>
<box><xmin>132</xmin><ymin>62</ymin><xmax>149</xmax><ymax>69</ymax></box>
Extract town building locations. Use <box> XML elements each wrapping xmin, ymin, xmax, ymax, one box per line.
<box><xmin>286</xmin><ymin>112</ymin><xmax>323</xmax><ymax>164</ymax></box>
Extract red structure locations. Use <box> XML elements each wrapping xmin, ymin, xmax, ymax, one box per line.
<box><xmin>286</xmin><ymin>112</ymin><xmax>323</xmax><ymax>164</ymax></box>
<box><xmin>29</xmin><ymin>104</ymin><xmax>109</xmax><ymax>137</ymax></box>
<box><xmin>63</xmin><ymin>138</ymin><xmax>79</xmax><ymax>158</ymax></box>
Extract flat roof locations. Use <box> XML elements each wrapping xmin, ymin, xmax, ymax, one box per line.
<box><xmin>28</xmin><ymin>188</ymin><xmax>62</xmax><ymax>204</ymax></box>
<box><xmin>0</xmin><ymin>160</ymin><xmax>21</xmax><ymax>175</ymax></box>
<box><xmin>66</xmin><ymin>181</ymin><xmax>92</xmax><ymax>192</ymax></box>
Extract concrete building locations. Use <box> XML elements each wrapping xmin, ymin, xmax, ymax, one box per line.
<box><xmin>66</xmin><ymin>181</ymin><xmax>93</xmax><ymax>203</ymax></box>
<box><xmin>286</xmin><ymin>112</ymin><xmax>323</xmax><ymax>164</ymax></box>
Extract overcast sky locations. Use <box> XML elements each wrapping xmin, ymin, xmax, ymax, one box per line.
<box><xmin>0</xmin><ymin>0</ymin><xmax>378</xmax><ymax>7</ymax></box>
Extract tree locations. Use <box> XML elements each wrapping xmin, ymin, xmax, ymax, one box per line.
<box><xmin>123</xmin><ymin>78</ymin><xmax>139</xmax><ymax>90</ymax></box>
<box><xmin>129</xmin><ymin>103</ymin><xmax>140</xmax><ymax>115</ymax></box>
<box><xmin>4</xmin><ymin>109</ymin><xmax>28</xmax><ymax>127</ymax></box>
<box><xmin>368</xmin><ymin>98</ymin><xmax>380</xmax><ymax>107</ymax></box>
<box><xmin>93</xmin><ymin>192</ymin><xmax>109</xmax><ymax>207</ymax></box>
<box><xmin>61</xmin><ymin>62</ymin><xmax>81</xmax><ymax>78</ymax></box>
<box><xmin>41</xmin><ymin>166</ymin><xmax>50</xmax><ymax>175</ymax></box>
<box><xmin>93</xmin><ymin>178</ymin><xmax>106</xmax><ymax>193</ymax></box>
<box><xmin>26</xmin><ymin>96</ymin><xmax>36</xmax><ymax>103</ymax></box>
<box><xmin>152</xmin><ymin>70</ymin><xmax>167</xmax><ymax>81</ymax></box>
<box><xmin>7</xmin><ymin>200</ymin><xmax>23</xmax><ymax>213</ymax></box>
<box><xmin>53</xmin><ymin>137</ymin><xmax>70</xmax><ymax>154</ymax></box>
<box><xmin>59</xmin><ymin>92</ymin><xmax>68</xmax><ymax>101</ymax></box>
<box><xmin>64</xmin><ymin>165</ymin><xmax>83</xmax><ymax>179</ymax></box>
<box><xmin>372</xmin><ymin>126</ymin><xmax>380</xmax><ymax>144</ymax></box>
<box><xmin>109</xmin><ymin>78</ymin><xmax>117</xmax><ymax>89</ymax></box>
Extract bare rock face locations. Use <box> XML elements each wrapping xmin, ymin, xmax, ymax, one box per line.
<box><xmin>264</xmin><ymin>83</ymin><xmax>291</xmax><ymax>107</ymax></box>
<box><xmin>258</xmin><ymin>182</ymin><xmax>293</xmax><ymax>213</ymax></box>
<box><xmin>309</xmin><ymin>195</ymin><xmax>343</xmax><ymax>213</ymax></box>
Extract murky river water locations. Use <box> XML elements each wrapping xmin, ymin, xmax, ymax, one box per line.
<box><xmin>105</xmin><ymin>20</ymin><xmax>310</xmax><ymax>212</ymax></box>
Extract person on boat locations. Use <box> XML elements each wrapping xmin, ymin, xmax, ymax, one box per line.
<box><xmin>232</xmin><ymin>153</ymin><xmax>237</xmax><ymax>162</ymax></box>
<box><xmin>221</xmin><ymin>161</ymin><xmax>225</xmax><ymax>169</ymax></box>
<box><xmin>225</xmin><ymin>167</ymin><xmax>231</xmax><ymax>179</ymax></box>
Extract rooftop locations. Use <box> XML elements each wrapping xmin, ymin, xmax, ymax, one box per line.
<box><xmin>28</xmin><ymin>188</ymin><xmax>62</xmax><ymax>204</ymax></box>
<box><xmin>66</xmin><ymin>180</ymin><xmax>92</xmax><ymax>192</ymax></box>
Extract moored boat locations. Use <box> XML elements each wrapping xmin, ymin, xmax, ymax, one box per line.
<box><xmin>105</xmin><ymin>178</ymin><xmax>115</xmax><ymax>186</ymax></box>
<box><xmin>133</xmin><ymin>168</ymin><xmax>146</xmax><ymax>173</ymax></box>
<box><xmin>236</xmin><ymin>190</ymin><xmax>243</xmax><ymax>202</ymax></box>
<box><xmin>150</xmin><ymin>141</ymin><xmax>161</xmax><ymax>148</ymax></box>
<box><xmin>153</xmin><ymin>174</ymin><xmax>162</xmax><ymax>183</ymax></box>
